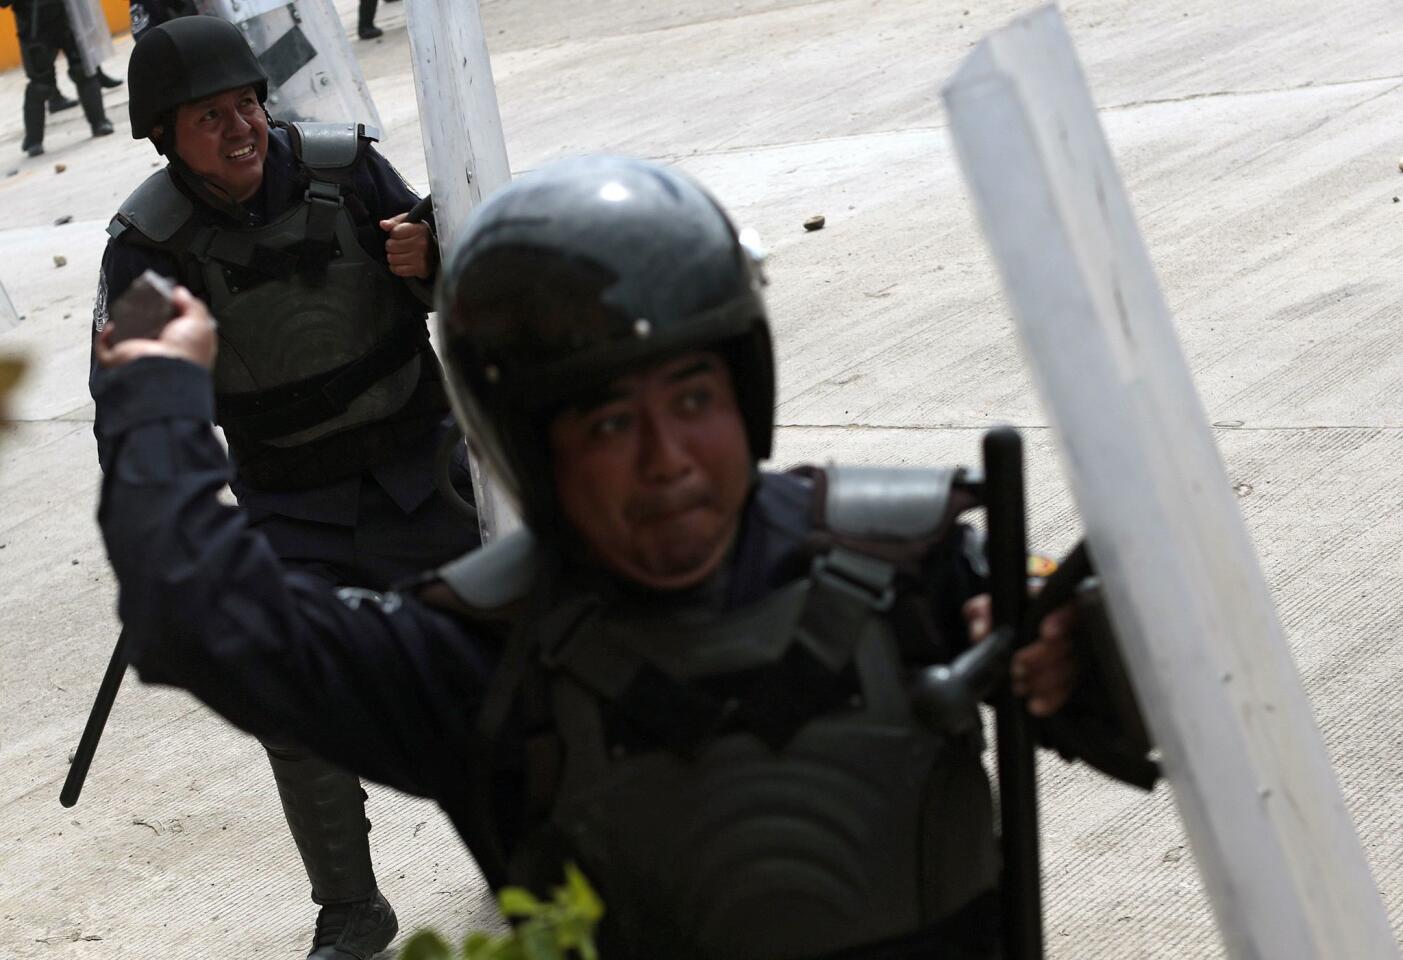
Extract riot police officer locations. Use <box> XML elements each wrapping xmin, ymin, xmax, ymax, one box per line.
<box><xmin>94</xmin><ymin>156</ymin><xmax>1138</xmax><ymax>959</ymax></box>
<box><xmin>4</xmin><ymin>0</ymin><xmax>114</xmax><ymax>156</ymax></box>
<box><xmin>88</xmin><ymin>15</ymin><xmax>480</xmax><ymax>960</ymax></box>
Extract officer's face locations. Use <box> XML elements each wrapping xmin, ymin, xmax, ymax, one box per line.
<box><xmin>168</xmin><ymin>86</ymin><xmax>268</xmax><ymax>203</ymax></box>
<box><xmin>549</xmin><ymin>352</ymin><xmax>752</xmax><ymax>592</ymax></box>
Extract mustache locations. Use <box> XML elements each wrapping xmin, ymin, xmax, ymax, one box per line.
<box><xmin>625</xmin><ymin>483</ymin><xmax>714</xmax><ymax>523</ymax></box>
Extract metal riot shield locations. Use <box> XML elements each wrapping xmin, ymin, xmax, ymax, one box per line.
<box><xmin>942</xmin><ymin>7</ymin><xmax>1396</xmax><ymax>960</ymax></box>
<box><xmin>405</xmin><ymin>0</ymin><xmax>519</xmax><ymax>542</ymax></box>
<box><xmin>193</xmin><ymin>0</ymin><xmax>381</xmax><ymax>128</ymax></box>
<box><xmin>62</xmin><ymin>0</ymin><xmax>116</xmax><ymax>77</ymax></box>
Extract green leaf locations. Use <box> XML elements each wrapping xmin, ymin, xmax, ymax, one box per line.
<box><xmin>405</xmin><ymin>864</ymin><xmax>603</xmax><ymax>960</ymax></box>
<box><xmin>517</xmin><ymin>920</ymin><xmax>558</xmax><ymax>960</ymax></box>
<box><xmin>498</xmin><ymin>886</ymin><xmax>545</xmax><ymax>918</ymax></box>
<box><xmin>562</xmin><ymin>863</ymin><xmax>605</xmax><ymax>922</ymax></box>
<box><xmin>399</xmin><ymin>930</ymin><xmax>455</xmax><ymax>960</ymax></box>
<box><xmin>462</xmin><ymin>931</ymin><xmax>496</xmax><ymax>960</ymax></box>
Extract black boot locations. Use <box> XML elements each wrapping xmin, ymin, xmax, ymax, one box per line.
<box><xmin>48</xmin><ymin>91</ymin><xmax>79</xmax><ymax>113</ymax></box>
<box><xmin>311</xmin><ymin>891</ymin><xmax>398</xmax><ymax>959</ymax></box>
<box><xmin>266</xmin><ymin>747</ymin><xmax>398</xmax><ymax>959</ymax></box>
<box><xmin>21</xmin><ymin>82</ymin><xmax>47</xmax><ymax>156</ymax></box>
<box><xmin>75</xmin><ymin>76</ymin><xmax>113</xmax><ymax>137</ymax></box>
<box><xmin>96</xmin><ymin>68</ymin><xmax>123</xmax><ymax>89</ymax></box>
<box><xmin>357</xmin><ymin>0</ymin><xmax>382</xmax><ymax>38</ymax></box>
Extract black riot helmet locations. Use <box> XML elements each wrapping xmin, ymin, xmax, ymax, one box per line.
<box><xmin>439</xmin><ymin>156</ymin><xmax>775</xmax><ymax>532</ymax></box>
<box><xmin>127</xmin><ymin>16</ymin><xmax>268</xmax><ymax>145</ymax></box>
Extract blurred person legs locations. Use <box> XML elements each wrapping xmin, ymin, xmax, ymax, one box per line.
<box><xmin>15</xmin><ymin>0</ymin><xmax>112</xmax><ymax>154</ymax></box>
<box><xmin>19</xmin><ymin>38</ymin><xmax>58</xmax><ymax>155</ymax></box>
<box><xmin>357</xmin><ymin>0</ymin><xmax>381</xmax><ymax>39</ymax></box>
<box><xmin>48</xmin><ymin>84</ymin><xmax>78</xmax><ymax>113</ymax></box>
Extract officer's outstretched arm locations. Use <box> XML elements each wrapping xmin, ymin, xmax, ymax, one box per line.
<box><xmin>94</xmin><ymin>299</ymin><xmax>494</xmax><ymax>801</ymax></box>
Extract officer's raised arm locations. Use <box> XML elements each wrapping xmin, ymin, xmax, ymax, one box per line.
<box><xmin>93</xmin><ymin>301</ymin><xmax>494</xmax><ymax>800</ymax></box>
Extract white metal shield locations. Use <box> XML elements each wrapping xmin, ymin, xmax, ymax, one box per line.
<box><xmin>193</xmin><ymin>0</ymin><xmax>381</xmax><ymax>128</ymax></box>
<box><xmin>942</xmin><ymin>6</ymin><xmax>1397</xmax><ymax>959</ymax></box>
<box><xmin>62</xmin><ymin>0</ymin><xmax>116</xmax><ymax>77</ymax></box>
<box><xmin>405</xmin><ymin>0</ymin><xmax>519</xmax><ymax>542</ymax></box>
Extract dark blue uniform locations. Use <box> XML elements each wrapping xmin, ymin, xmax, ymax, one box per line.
<box><xmin>99</xmin><ymin>360</ymin><xmax>868</xmax><ymax>795</ymax></box>
<box><xmin>91</xmin><ymin>125</ymin><xmax>475</xmax><ymax>590</ymax></box>
<box><xmin>90</xmin><ymin>125</ymin><xmax>479</xmax><ymax>940</ymax></box>
<box><xmin>97</xmin><ymin>358</ymin><xmax>1006</xmax><ymax>959</ymax></box>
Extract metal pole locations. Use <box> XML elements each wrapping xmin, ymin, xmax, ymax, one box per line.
<box><xmin>404</xmin><ymin>0</ymin><xmax>519</xmax><ymax>542</ymax></box>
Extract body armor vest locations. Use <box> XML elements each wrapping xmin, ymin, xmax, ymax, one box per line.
<box><xmin>436</xmin><ymin>468</ymin><xmax>1000</xmax><ymax>960</ymax></box>
<box><xmin>107</xmin><ymin>122</ymin><xmax>447</xmax><ymax>490</ymax></box>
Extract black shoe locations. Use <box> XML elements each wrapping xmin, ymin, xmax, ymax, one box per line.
<box><xmin>309</xmin><ymin>891</ymin><xmax>398</xmax><ymax>959</ymax></box>
<box><xmin>96</xmin><ymin>69</ymin><xmax>123</xmax><ymax>89</ymax></box>
<box><xmin>91</xmin><ymin>120</ymin><xmax>114</xmax><ymax>137</ymax></box>
<box><xmin>358</xmin><ymin>24</ymin><xmax>383</xmax><ymax>39</ymax></box>
<box><xmin>48</xmin><ymin>94</ymin><xmax>79</xmax><ymax>114</ymax></box>
<box><xmin>22</xmin><ymin>142</ymin><xmax>43</xmax><ymax>157</ymax></box>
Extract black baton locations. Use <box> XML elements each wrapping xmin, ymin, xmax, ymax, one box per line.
<box><xmin>404</xmin><ymin>194</ymin><xmax>433</xmax><ymax>225</ymax></box>
<box><xmin>983</xmin><ymin>427</ymin><xmax>1044</xmax><ymax>960</ymax></box>
<box><xmin>60</xmin><ymin>628</ymin><xmax>128</xmax><ymax>807</ymax></box>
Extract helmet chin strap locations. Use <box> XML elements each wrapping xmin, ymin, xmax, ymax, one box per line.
<box><xmin>166</xmin><ymin>152</ymin><xmax>252</xmax><ymax>223</ymax></box>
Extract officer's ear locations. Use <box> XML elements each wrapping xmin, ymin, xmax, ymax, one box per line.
<box><xmin>149</xmin><ymin>127</ymin><xmax>169</xmax><ymax>157</ymax></box>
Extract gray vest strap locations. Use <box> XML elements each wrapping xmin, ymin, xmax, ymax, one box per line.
<box><xmin>288</xmin><ymin>121</ymin><xmax>378</xmax><ymax>170</ymax></box>
<box><xmin>824</xmin><ymin>465</ymin><xmax>960</xmax><ymax>541</ymax></box>
<box><xmin>107</xmin><ymin>169</ymin><xmax>194</xmax><ymax>243</ymax></box>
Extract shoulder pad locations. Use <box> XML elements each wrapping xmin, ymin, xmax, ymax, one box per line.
<box><xmin>107</xmin><ymin>169</ymin><xmax>193</xmax><ymax>243</ymax></box>
<box><xmin>437</xmin><ymin>529</ymin><xmax>540</xmax><ymax>612</ymax></box>
<box><xmin>289</xmin><ymin>121</ymin><xmax>379</xmax><ymax>171</ymax></box>
<box><xmin>821</xmin><ymin>465</ymin><xmax>962</xmax><ymax>542</ymax></box>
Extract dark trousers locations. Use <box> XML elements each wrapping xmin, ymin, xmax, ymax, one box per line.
<box><xmin>248</xmin><ymin>464</ymin><xmax>480</xmax><ymax>906</ymax></box>
<box><xmin>358</xmin><ymin>0</ymin><xmax>377</xmax><ymax>31</ymax></box>
<box><xmin>16</xmin><ymin>5</ymin><xmax>107</xmax><ymax>148</ymax></box>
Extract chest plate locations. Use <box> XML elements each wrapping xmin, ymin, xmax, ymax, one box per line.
<box><xmin>507</xmin><ymin>552</ymin><xmax>997</xmax><ymax>960</ymax></box>
<box><xmin>196</xmin><ymin>187</ymin><xmax>423</xmax><ymax>447</ymax></box>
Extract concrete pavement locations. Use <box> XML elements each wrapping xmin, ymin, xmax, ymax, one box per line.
<box><xmin>2</xmin><ymin>1</ymin><xmax>1401</xmax><ymax>956</ymax></box>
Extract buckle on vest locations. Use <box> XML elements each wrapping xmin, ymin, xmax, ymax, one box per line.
<box><xmin>305</xmin><ymin>180</ymin><xmax>343</xmax><ymax>205</ymax></box>
<box><xmin>811</xmin><ymin>548</ymin><xmax>896</xmax><ymax>613</ymax></box>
